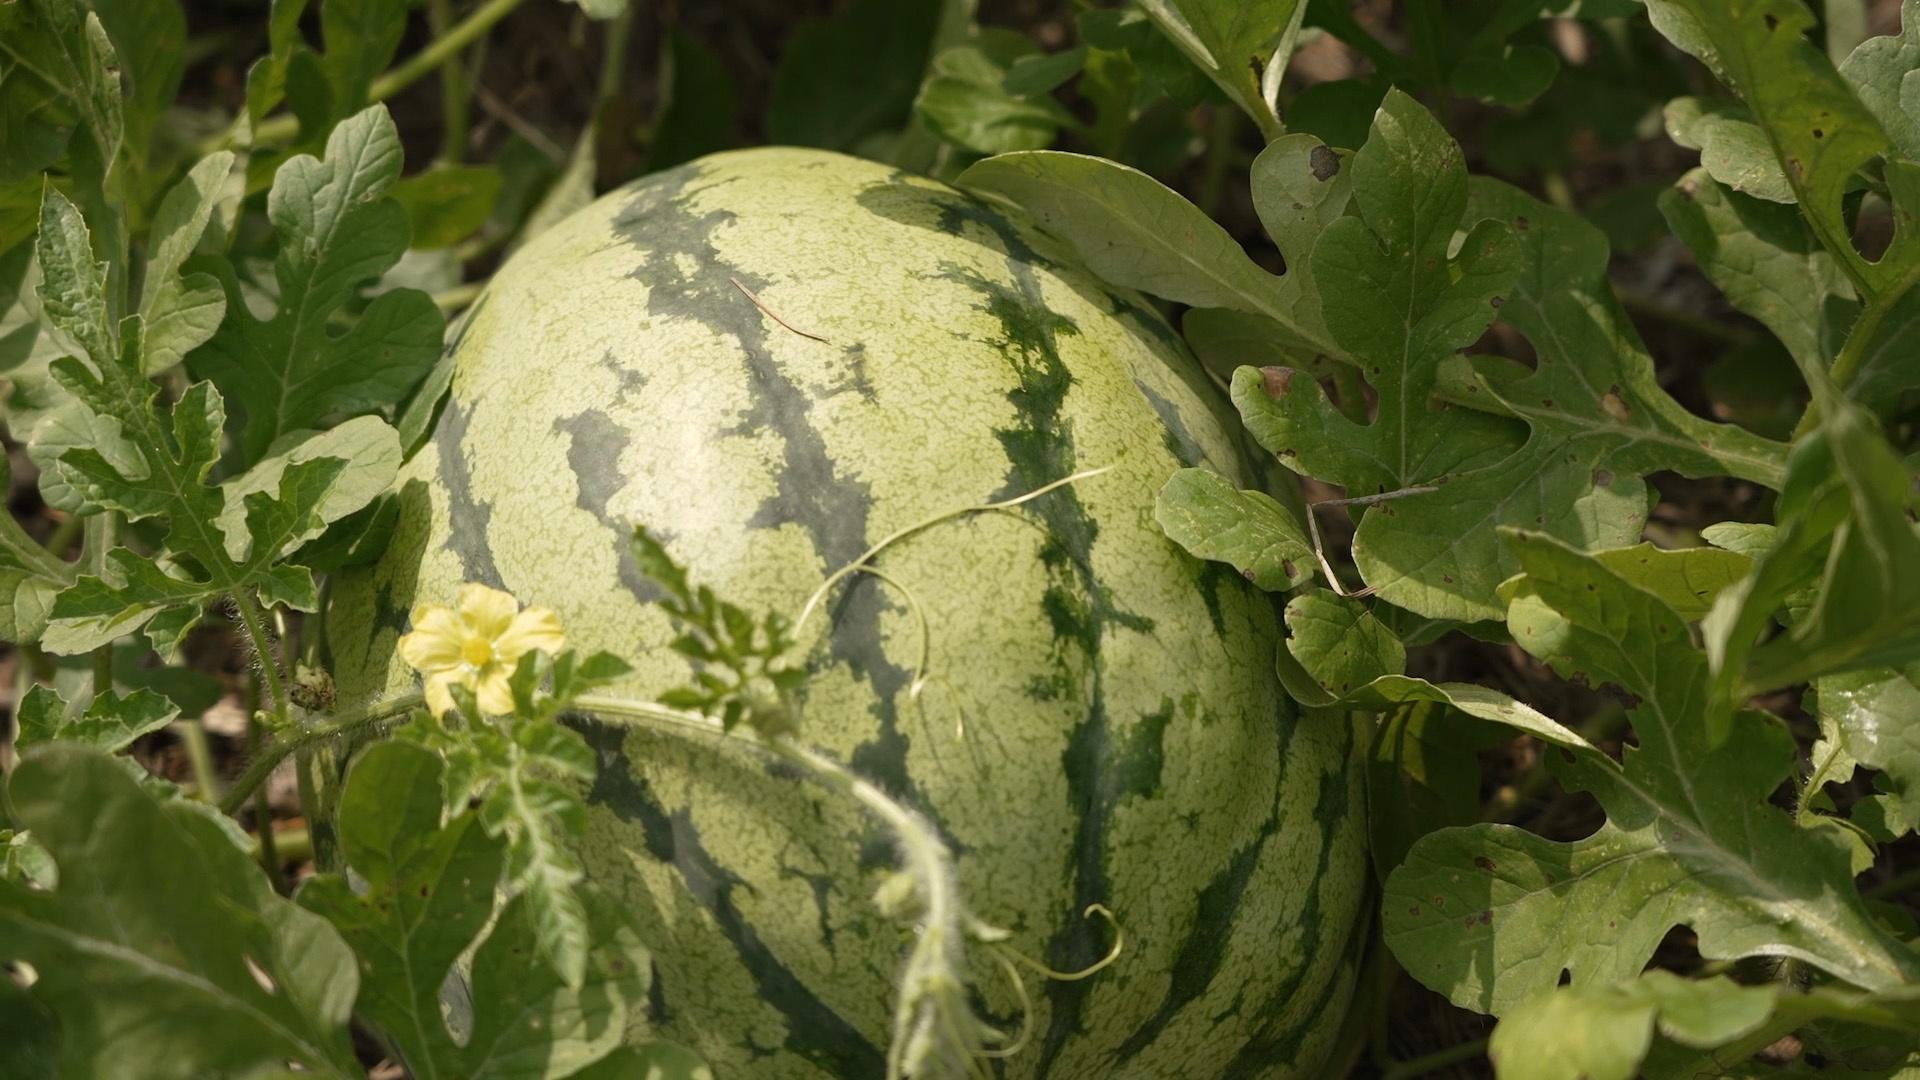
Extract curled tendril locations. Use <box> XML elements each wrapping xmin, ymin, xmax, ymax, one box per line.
<box><xmin>993</xmin><ymin>904</ymin><xmax>1126</xmax><ymax>982</ymax></box>
<box><xmin>792</xmin><ymin>466</ymin><xmax>1115</xmax><ymax>729</ymax></box>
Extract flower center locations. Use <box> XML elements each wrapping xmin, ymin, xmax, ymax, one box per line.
<box><xmin>461</xmin><ymin>636</ymin><xmax>495</xmax><ymax>667</ymax></box>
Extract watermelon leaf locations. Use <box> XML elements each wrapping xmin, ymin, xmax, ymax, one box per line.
<box><xmin>0</xmin><ymin>452</ymin><xmax>72</xmax><ymax>643</ymax></box>
<box><xmin>1487</xmin><ymin>972</ymin><xmax>1920</xmax><ymax>1080</ymax></box>
<box><xmin>633</xmin><ymin>527</ymin><xmax>805</xmax><ymax>734</ymax></box>
<box><xmin>915</xmin><ymin>32</ymin><xmax>1078</xmax><ymax>155</ymax></box>
<box><xmin>1133</xmin><ymin>0</ymin><xmax>1303</xmax><ymax>139</ymax></box>
<box><xmin>1234</xmin><ymin>91</ymin><xmax>1788</xmax><ymax>622</ymax></box>
<box><xmin>1383</xmin><ymin>532</ymin><xmax>1920</xmax><ymax>1016</ymax></box>
<box><xmin>13</xmin><ymin>683</ymin><xmax>178</xmax><ymax>753</ymax></box>
<box><xmin>1274</xmin><ymin>589</ymin><xmax>1404</xmax><ymax>700</ymax></box>
<box><xmin>1154</xmin><ymin>467</ymin><xmax>1314</xmax><ymax>590</ymax></box>
<box><xmin>136</xmin><ymin>151</ymin><xmax>236</xmax><ymax>374</ymax></box>
<box><xmin>1706</xmin><ymin>402</ymin><xmax>1920</xmax><ymax>698</ymax></box>
<box><xmin>394</xmin><ymin>646</ymin><xmax>625</xmax><ymax>989</ymax></box>
<box><xmin>299</xmin><ymin>741</ymin><xmax>646</xmax><ymax>1079</ymax></box>
<box><xmin>1657</xmin><ymin>170</ymin><xmax>1920</xmax><ymax>421</ymax></box>
<box><xmin>1817</xmin><ymin>663</ymin><xmax>1920</xmax><ymax>827</ymax></box>
<box><xmin>1637</xmin><ymin>0</ymin><xmax>1920</xmax><ymax>294</ymax></box>
<box><xmin>958</xmin><ymin>148</ymin><xmax>1331</xmax><ymax>354</ymax></box>
<box><xmin>0</xmin><ymin>744</ymin><xmax>362</xmax><ymax>1078</ymax></box>
<box><xmin>188</xmin><ymin>104</ymin><xmax>444</xmax><ymax>460</ymax></box>
<box><xmin>1661</xmin><ymin>97</ymin><xmax>1790</xmax><ymax>203</ymax></box>
<box><xmin>0</xmin><ymin>1</ymin><xmax>123</xmax><ymax>196</ymax></box>
<box><xmin>30</xmin><ymin>185</ymin><xmax>394</xmax><ymax>656</ymax></box>
<box><xmin>0</xmin><ymin>828</ymin><xmax>56</xmax><ymax>887</ymax></box>
<box><xmin>765</xmin><ymin>0</ymin><xmax>948</xmax><ymax>152</ymax></box>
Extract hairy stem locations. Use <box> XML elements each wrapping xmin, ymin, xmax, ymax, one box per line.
<box><xmin>218</xmin><ymin>692</ymin><xmax>423</xmax><ymax>815</ymax></box>
<box><xmin>230</xmin><ymin>591</ymin><xmax>287</xmax><ymax>713</ymax></box>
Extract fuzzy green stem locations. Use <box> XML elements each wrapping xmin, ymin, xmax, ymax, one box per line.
<box><xmin>242</xmin><ymin>0</ymin><xmax>530</xmax><ymax>150</ymax></box>
<box><xmin>230</xmin><ymin>591</ymin><xmax>287</xmax><ymax>712</ymax></box>
<box><xmin>246</xmin><ymin>668</ymin><xmax>282</xmax><ymax>890</ymax></box>
<box><xmin>217</xmin><ymin>692</ymin><xmax>423</xmax><ymax>816</ymax></box>
<box><xmin>1381</xmin><ymin>1036</ymin><xmax>1490</xmax><ymax>1080</ymax></box>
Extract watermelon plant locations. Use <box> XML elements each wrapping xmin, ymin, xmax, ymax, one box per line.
<box><xmin>0</xmin><ymin>1</ymin><xmax>1916</xmax><ymax>1079</ymax></box>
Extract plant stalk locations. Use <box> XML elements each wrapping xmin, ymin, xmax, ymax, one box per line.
<box><xmin>235</xmin><ymin>0</ymin><xmax>530</xmax><ymax>151</ymax></box>
<box><xmin>1792</xmin><ymin>258</ymin><xmax>1920</xmax><ymax>437</ymax></box>
<box><xmin>179</xmin><ymin>718</ymin><xmax>221</xmax><ymax>802</ymax></box>
<box><xmin>218</xmin><ymin>692</ymin><xmax>424</xmax><ymax>816</ymax></box>
<box><xmin>426</xmin><ymin>0</ymin><xmax>474</xmax><ymax>165</ymax></box>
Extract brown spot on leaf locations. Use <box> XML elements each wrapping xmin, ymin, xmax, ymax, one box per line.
<box><xmin>1310</xmin><ymin>144</ymin><xmax>1341</xmax><ymax>181</ymax></box>
<box><xmin>1260</xmin><ymin>366</ymin><xmax>1295</xmax><ymax>398</ymax></box>
<box><xmin>1593</xmin><ymin>468</ymin><xmax>1613</xmax><ymax>487</ymax></box>
<box><xmin>1473</xmin><ymin>856</ymin><xmax>1497</xmax><ymax>872</ymax></box>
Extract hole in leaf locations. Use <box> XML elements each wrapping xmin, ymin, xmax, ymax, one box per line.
<box><xmin>1849</xmin><ymin>180</ymin><xmax>1894</xmax><ymax>264</ymax></box>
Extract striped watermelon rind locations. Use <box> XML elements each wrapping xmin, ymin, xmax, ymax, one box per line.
<box><xmin>326</xmin><ymin>147</ymin><xmax>1368</xmax><ymax>1078</ymax></box>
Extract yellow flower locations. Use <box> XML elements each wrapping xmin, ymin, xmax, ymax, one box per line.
<box><xmin>398</xmin><ymin>584</ymin><xmax>565</xmax><ymax>716</ymax></box>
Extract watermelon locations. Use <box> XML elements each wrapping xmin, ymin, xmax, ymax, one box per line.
<box><xmin>327</xmin><ymin>147</ymin><xmax>1368</xmax><ymax>1078</ymax></box>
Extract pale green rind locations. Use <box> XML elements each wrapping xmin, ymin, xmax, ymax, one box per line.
<box><xmin>332</xmin><ymin>148</ymin><xmax>1367</xmax><ymax>1078</ymax></box>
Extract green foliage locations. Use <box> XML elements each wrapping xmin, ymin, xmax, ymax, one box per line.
<box><xmin>1489</xmin><ymin>972</ymin><xmax>1920</xmax><ymax>1080</ymax></box>
<box><xmin>1154</xmin><ymin>467</ymin><xmax>1314</xmax><ymax>590</ymax></box>
<box><xmin>915</xmin><ymin>30</ymin><xmax>1078</xmax><ymax>155</ymax></box>
<box><xmin>31</xmin><ymin>185</ymin><xmax>395</xmax><ymax>655</ymax></box>
<box><xmin>299</xmin><ymin>742</ymin><xmax>647</xmax><ymax>1079</ymax></box>
<box><xmin>14</xmin><ymin>683</ymin><xmax>177</xmax><ymax>752</ymax></box>
<box><xmin>633</xmin><ymin>526</ymin><xmax>806</xmax><ymax>735</ymax></box>
<box><xmin>1132</xmin><ymin>0</ymin><xmax>1305</xmax><ymax>138</ymax></box>
<box><xmin>395</xmin><ymin>647</ymin><xmax>630</xmax><ymax>990</ymax></box>
<box><xmin>767</xmin><ymin>0</ymin><xmax>954</xmax><ymax>153</ymax></box>
<box><xmin>0</xmin><ymin>745</ymin><xmax>362</xmax><ymax>1078</ymax></box>
<box><xmin>2</xmin><ymin>1</ymin><xmax>1918</xmax><ymax>1075</ymax></box>
<box><xmin>188</xmin><ymin>105</ymin><xmax>443</xmax><ymax>459</ymax></box>
<box><xmin>1385</xmin><ymin>532</ymin><xmax>1920</xmax><ymax>1014</ymax></box>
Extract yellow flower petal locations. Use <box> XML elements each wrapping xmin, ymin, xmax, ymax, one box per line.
<box><xmin>424</xmin><ymin>671</ymin><xmax>461</xmax><ymax>717</ymax></box>
<box><xmin>398</xmin><ymin>607</ymin><xmax>464</xmax><ymax>673</ymax></box>
<box><xmin>494</xmin><ymin>606</ymin><xmax>565</xmax><ymax>662</ymax></box>
<box><xmin>456</xmin><ymin>583</ymin><xmax>520</xmax><ymax>640</ymax></box>
<box><xmin>474</xmin><ymin>665</ymin><xmax>517</xmax><ymax>715</ymax></box>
